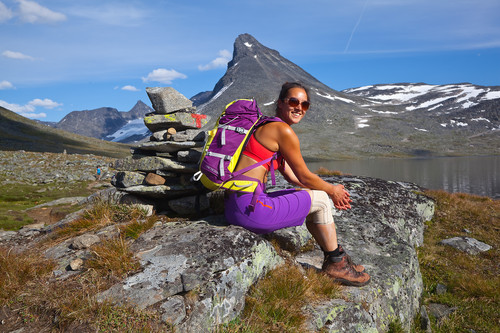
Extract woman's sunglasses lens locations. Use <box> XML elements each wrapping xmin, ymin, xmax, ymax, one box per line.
<box><xmin>287</xmin><ymin>98</ymin><xmax>310</xmax><ymax>111</ymax></box>
<box><xmin>288</xmin><ymin>98</ymin><xmax>300</xmax><ymax>107</ymax></box>
<box><xmin>301</xmin><ymin>101</ymin><xmax>310</xmax><ymax>111</ymax></box>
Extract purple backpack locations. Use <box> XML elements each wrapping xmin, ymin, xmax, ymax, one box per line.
<box><xmin>193</xmin><ymin>99</ymin><xmax>282</xmax><ymax>207</ymax></box>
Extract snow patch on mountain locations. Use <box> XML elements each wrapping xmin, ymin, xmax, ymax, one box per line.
<box><xmin>344</xmin><ymin>83</ymin><xmax>500</xmax><ymax>110</ymax></box>
<box><xmin>482</xmin><ymin>91</ymin><xmax>500</xmax><ymax>100</ymax></box>
<box><xmin>212</xmin><ymin>82</ymin><xmax>234</xmax><ymax>102</ymax></box>
<box><xmin>107</xmin><ymin>118</ymin><xmax>150</xmax><ymax>142</ymax></box>
<box><xmin>344</xmin><ymin>83</ymin><xmax>500</xmax><ymax>120</ymax></box>
<box><xmin>316</xmin><ymin>91</ymin><xmax>355</xmax><ymax>104</ymax></box>
<box><xmin>370</xmin><ymin>110</ymin><xmax>399</xmax><ymax>115</ymax></box>
<box><xmin>356</xmin><ymin>117</ymin><xmax>370</xmax><ymax>128</ymax></box>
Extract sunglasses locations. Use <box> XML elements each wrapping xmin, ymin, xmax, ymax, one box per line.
<box><xmin>285</xmin><ymin>97</ymin><xmax>310</xmax><ymax>111</ymax></box>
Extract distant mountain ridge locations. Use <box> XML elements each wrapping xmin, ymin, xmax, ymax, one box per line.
<box><xmin>0</xmin><ymin>106</ymin><xmax>130</xmax><ymax>158</ymax></box>
<box><xmin>193</xmin><ymin>34</ymin><xmax>500</xmax><ymax>158</ymax></box>
<box><xmin>342</xmin><ymin>83</ymin><xmax>500</xmax><ymax>132</ymax></box>
<box><xmin>53</xmin><ymin>100</ymin><xmax>153</xmax><ymax>143</ymax></box>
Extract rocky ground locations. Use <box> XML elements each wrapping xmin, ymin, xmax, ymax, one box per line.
<box><xmin>0</xmin><ymin>150</ymin><xmax>117</xmax><ymax>185</ymax></box>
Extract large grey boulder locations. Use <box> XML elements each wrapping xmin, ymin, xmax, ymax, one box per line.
<box><xmin>97</xmin><ymin>220</ymin><xmax>282</xmax><ymax>332</ymax></box>
<box><xmin>295</xmin><ymin>176</ymin><xmax>435</xmax><ymax>332</ymax></box>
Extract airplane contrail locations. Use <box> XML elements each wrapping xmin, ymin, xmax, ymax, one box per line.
<box><xmin>344</xmin><ymin>0</ymin><xmax>369</xmax><ymax>53</ymax></box>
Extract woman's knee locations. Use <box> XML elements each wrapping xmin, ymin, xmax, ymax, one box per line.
<box><xmin>307</xmin><ymin>190</ymin><xmax>334</xmax><ymax>225</ymax></box>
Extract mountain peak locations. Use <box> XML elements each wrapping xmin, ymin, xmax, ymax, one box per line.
<box><xmin>133</xmin><ymin>100</ymin><xmax>148</xmax><ymax>108</ymax></box>
<box><xmin>200</xmin><ymin>33</ymin><xmax>343</xmax><ymax>122</ymax></box>
<box><xmin>229</xmin><ymin>33</ymin><xmax>279</xmax><ymax>66</ymax></box>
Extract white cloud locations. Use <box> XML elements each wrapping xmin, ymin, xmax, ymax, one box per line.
<box><xmin>0</xmin><ymin>1</ymin><xmax>13</xmax><ymax>22</ymax></box>
<box><xmin>0</xmin><ymin>80</ymin><xmax>14</xmax><ymax>89</ymax></box>
<box><xmin>0</xmin><ymin>100</ymin><xmax>33</xmax><ymax>113</ymax></box>
<box><xmin>0</xmin><ymin>100</ymin><xmax>47</xmax><ymax>119</ymax></box>
<box><xmin>17</xmin><ymin>0</ymin><xmax>66</xmax><ymax>24</ymax></box>
<box><xmin>28</xmin><ymin>98</ymin><xmax>62</xmax><ymax>109</ymax></box>
<box><xmin>198</xmin><ymin>49</ymin><xmax>231</xmax><ymax>71</ymax></box>
<box><xmin>2</xmin><ymin>50</ymin><xmax>35</xmax><ymax>60</ymax></box>
<box><xmin>20</xmin><ymin>111</ymin><xmax>47</xmax><ymax>119</ymax></box>
<box><xmin>142</xmin><ymin>68</ymin><xmax>187</xmax><ymax>84</ymax></box>
<box><xmin>0</xmin><ymin>97</ymin><xmax>60</xmax><ymax>119</ymax></box>
<box><xmin>67</xmin><ymin>4</ymin><xmax>148</xmax><ymax>27</ymax></box>
<box><xmin>121</xmin><ymin>85</ymin><xmax>139</xmax><ymax>92</ymax></box>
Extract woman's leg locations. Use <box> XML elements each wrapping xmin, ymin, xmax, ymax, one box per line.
<box><xmin>305</xmin><ymin>190</ymin><xmax>338</xmax><ymax>251</ymax></box>
<box><xmin>306</xmin><ymin>223</ymin><xmax>338</xmax><ymax>251</ymax></box>
<box><xmin>305</xmin><ymin>190</ymin><xmax>370</xmax><ymax>286</ymax></box>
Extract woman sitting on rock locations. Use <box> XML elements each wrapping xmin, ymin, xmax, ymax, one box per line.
<box><xmin>224</xmin><ymin>82</ymin><xmax>370</xmax><ymax>287</ymax></box>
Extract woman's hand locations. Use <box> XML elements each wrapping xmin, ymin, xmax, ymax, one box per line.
<box><xmin>329</xmin><ymin>184</ymin><xmax>352</xmax><ymax>210</ymax></box>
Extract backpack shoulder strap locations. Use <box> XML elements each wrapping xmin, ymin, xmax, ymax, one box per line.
<box><xmin>255</xmin><ymin>115</ymin><xmax>284</xmax><ymax>127</ymax></box>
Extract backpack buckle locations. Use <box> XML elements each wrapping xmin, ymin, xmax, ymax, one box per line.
<box><xmin>235</xmin><ymin>127</ymin><xmax>247</xmax><ymax>135</ymax></box>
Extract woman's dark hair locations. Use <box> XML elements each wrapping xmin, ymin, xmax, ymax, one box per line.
<box><xmin>276</xmin><ymin>82</ymin><xmax>310</xmax><ymax>113</ymax></box>
<box><xmin>277</xmin><ymin>82</ymin><xmax>310</xmax><ymax>102</ymax></box>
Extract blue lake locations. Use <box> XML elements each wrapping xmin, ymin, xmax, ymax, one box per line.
<box><xmin>307</xmin><ymin>155</ymin><xmax>500</xmax><ymax>199</ymax></box>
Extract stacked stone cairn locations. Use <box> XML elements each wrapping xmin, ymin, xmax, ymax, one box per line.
<box><xmin>111</xmin><ymin>87</ymin><xmax>212</xmax><ymax>216</ymax></box>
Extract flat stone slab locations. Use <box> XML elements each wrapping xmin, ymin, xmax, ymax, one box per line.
<box><xmin>144</xmin><ymin>112</ymin><xmax>210</xmax><ymax>132</ymax></box>
<box><xmin>172</xmin><ymin>129</ymin><xmax>206</xmax><ymax>142</ymax></box>
<box><xmin>27</xmin><ymin>197</ymin><xmax>88</xmax><ymax>209</ymax></box>
<box><xmin>440</xmin><ymin>236</ymin><xmax>492</xmax><ymax>255</ymax></box>
<box><xmin>113</xmin><ymin>156</ymin><xmax>198</xmax><ymax>173</ymax></box>
<box><xmin>146</xmin><ymin>87</ymin><xmax>193</xmax><ymax>114</ymax></box>
<box><xmin>138</xmin><ymin>141</ymin><xmax>204</xmax><ymax>154</ymax></box>
<box><xmin>177</xmin><ymin>150</ymin><xmax>202</xmax><ymax>163</ymax></box>
<box><xmin>121</xmin><ymin>184</ymin><xmax>199</xmax><ymax>199</ymax></box>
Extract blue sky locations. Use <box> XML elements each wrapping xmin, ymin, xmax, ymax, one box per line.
<box><xmin>1</xmin><ymin>0</ymin><xmax>499</xmax><ymax>122</ymax></box>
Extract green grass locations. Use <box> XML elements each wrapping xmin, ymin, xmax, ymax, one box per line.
<box><xmin>416</xmin><ymin>190</ymin><xmax>500</xmax><ymax>333</ymax></box>
<box><xmin>0</xmin><ymin>181</ymin><xmax>95</xmax><ymax>230</ymax></box>
<box><xmin>218</xmin><ymin>264</ymin><xmax>342</xmax><ymax>332</ymax></box>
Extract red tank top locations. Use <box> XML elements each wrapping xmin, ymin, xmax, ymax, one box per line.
<box><xmin>242</xmin><ymin>134</ymin><xmax>282</xmax><ymax>171</ymax></box>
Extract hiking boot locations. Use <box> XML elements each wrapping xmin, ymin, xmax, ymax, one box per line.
<box><xmin>338</xmin><ymin>244</ymin><xmax>365</xmax><ymax>272</ymax></box>
<box><xmin>322</xmin><ymin>253</ymin><xmax>371</xmax><ymax>287</ymax></box>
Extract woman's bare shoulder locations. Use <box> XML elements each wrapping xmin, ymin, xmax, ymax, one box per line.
<box><xmin>257</xmin><ymin>122</ymin><xmax>298</xmax><ymax>149</ymax></box>
<box><xmin>261</xmin><ymin>120</ymin><xmax>293</xmax><ymax>133</ymax></box>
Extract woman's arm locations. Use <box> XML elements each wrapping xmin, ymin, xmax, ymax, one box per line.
<box><xmin>272</xmin><ymin>123</ymin><xmax>352</xmax><ymax>210</ymax></box>
<box><xmin>279</xmin><ymin>160</ymin><xmax>307</xmax><ymax>188</ymax></box>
